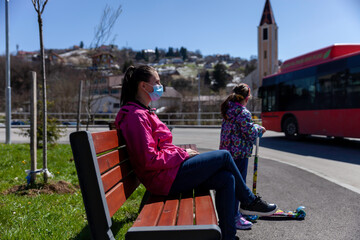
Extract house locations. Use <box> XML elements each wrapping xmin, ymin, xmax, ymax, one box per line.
<box><xmin>90</xmin><ymin>95</ymin><xmax>120</xmax><ymax>113</ymax></box>
<box><xmin>229</xmin><ymin>61</ymin><xmax>242</xmax><ymax>71</ymax></box>
<box><xmin>88</xmin><ymin>74</ymin><xmax>123</xmax><ymax>97</ymax></box>
<box><xmin>149</xmin><ymin>86</ymin><xmax>183</xmax><ymax>111</ymax></box>
<box><xmin>91</xmin><ymin>52</ymin><xmax>114</xmax><ymax>69</ymax></box>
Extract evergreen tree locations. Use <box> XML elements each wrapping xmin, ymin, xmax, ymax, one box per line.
<box><xmin>212</xmin><ymin>63</ymin><xmax>230</xmax><ymax>91</ymax></box>
<box><xmin>180</xmin><ymin>47</ymin><xmax>188</xmax><ymax>60</ymax></box>
<box><xmin>79</xmin><ymin>41</ymin><xmax>84</xmax><ymax>48</ymax></box>
<box><xmin>166</xmin><ymin>47</ymin><xmax>174</xmax><ymax>57</ymax></box>
<box><xmin>155</xmin><ymin>47</ymin><xmax>160</xmax><ymax>61</ymax></box>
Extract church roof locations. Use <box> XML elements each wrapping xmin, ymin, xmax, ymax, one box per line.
<box><xmin>259</xmin><ymin>0</ymin><xmax>276</xmax><ymax>25</ymax></box>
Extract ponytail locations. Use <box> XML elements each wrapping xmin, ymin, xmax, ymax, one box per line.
<box><xmin>120</xmin><ymin>65</ymin><xmax>156</xmax><ymax>106</ymax></box>
<box><xmin>220</xmin><ymin>83</ymin><xmax>251</xmax><ymax>120</ymax></box>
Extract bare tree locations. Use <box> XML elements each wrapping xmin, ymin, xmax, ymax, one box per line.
<box><xmin>32</xmin><ymin>0</ymin><xmax>49</xmax><ymax>183</ymax></box>
<box><xmin>84</xmin><ymin>3</ymin><xmax>123</xmax><ymax>128</ymax></box>
<box><xmin>91</xmin><ymin>4</ymin><xmax>122</xmax><ymax>49</ymax></box>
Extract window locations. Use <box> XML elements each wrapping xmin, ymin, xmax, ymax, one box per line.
<box><xmin>348</xmin><ymin>66</ymin><xmax>360</xmax><ymax>108</ymax></box>
<box><xmin>261</xmin><ymin>86</ymin><xmax>277</xmax><ymax>112</ymax></box>
<box><xmin>263</xmin><ymin>28</ymin><xmax>268</xmax><ymax>40</ymax></box>
<box><xmin>316</xmin><ymin>74</ymin><xmax>332</xmax><ymax>109</ymax></box>
<box><xmin>264</xmin><ymin>50</ymin><xmax>267</xmax><ymax>59</ymax></box>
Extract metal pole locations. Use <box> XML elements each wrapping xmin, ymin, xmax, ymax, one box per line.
<box><xmin>5</xmin><ymin>0</ymin><xmax>11</xmax><ymax>144</ymax></box>
<box><xmin>197</xmin><ymin>72</ymin><xmax>201</xmax><ymax>125</ymax></box>
<box><xmin>76</xmin><ymin>80</ymin><xmax>83</xmax><ymax>132</ymax></box>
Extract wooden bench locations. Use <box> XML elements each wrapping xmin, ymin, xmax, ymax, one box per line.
<box><xmin>70</xmin><ymin>130</ymin><xmax>221</xmax><ymax>240</ymax></box>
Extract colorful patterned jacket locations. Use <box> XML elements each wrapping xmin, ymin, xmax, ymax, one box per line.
<box><xmin>220</xmin><ymin>101</ymin><xmax>263</xmax><ymax>160</ymax></box>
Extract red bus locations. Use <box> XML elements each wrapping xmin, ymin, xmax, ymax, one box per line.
<box><xmin>259</xmin><ymin>44</ymin><xmax>360</xmax><ymax>139</ymax></box>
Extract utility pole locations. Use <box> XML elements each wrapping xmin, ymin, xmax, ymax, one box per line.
<box><xmin>197</xmin><ymin>71</ymin><xmax>201</xmax><ymax>125</ymax></box>
<box><xmin>5</xmin><ymin>0</ymin><xmax>12</xmax><ymax>144</ymax></box>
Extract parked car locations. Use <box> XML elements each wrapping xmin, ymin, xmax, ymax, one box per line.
<box><xmin>11</xmin><ymin>120</ymin><xmax>25</xmax><ymax>125</ymax></box>
<box><xmin>62</xmin><ymin>121</ymin><xmax>79</xmax><ymax>126</ymax></box>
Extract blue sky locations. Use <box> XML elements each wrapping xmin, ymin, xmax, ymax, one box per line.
<box><xmin>0</xmin><ymin>0</ymin><xmax>359</xmax><ymax>61</ymax></box>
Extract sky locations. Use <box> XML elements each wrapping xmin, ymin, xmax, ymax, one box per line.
<box><xmin>0</xmin><ymin>0</ymin><xmax>359</xmax><ymax>61</ymax></box>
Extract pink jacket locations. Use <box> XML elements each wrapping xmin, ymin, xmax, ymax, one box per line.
<box><xmin>115</xmin><ymin>102</ymin><xmax>189</xmax><ymax>195</ymax></box>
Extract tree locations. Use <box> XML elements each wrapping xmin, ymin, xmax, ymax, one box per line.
<box><xmin>91</xmin><ymin>4</ymin><xmax>122</xmax><ymax>49</ymax></box>
<box><xmin>79</xmin><ymin>41</ymin><xmax>84</xmax><ymax>48</ymax></box>
<box><xmin>155</xmin><ymin>47</ymin><xmax>160</xmax><ymax>61</ymax></box>
<box><xmin>166</xmin><ymin>47</ymin><xmax>174</xmax><ymax>57</ymax></box>
<box><xmin>204</xmin><ymin>70</ymin><xmax>211</xmax><ymax>85</ymax></box>
<box><xmin>32</xmin><ymin>0</ymin><xmax>49</xmax><ymax>183</ymax></box>
<box><xmin>180</xmin><ymin>47</ymin><xmax>188</xmax><ymax>60</ymax></box>
<box><xmin>212</xmin><ymin>63</ymin><xmax>230</xmax><ymax>91</ymax></box>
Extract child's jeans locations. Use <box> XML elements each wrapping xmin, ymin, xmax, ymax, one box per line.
<box><xmin>234</xmin><ymin>157</ymin><xmax>249</xmax><ymax>217</ymax></box>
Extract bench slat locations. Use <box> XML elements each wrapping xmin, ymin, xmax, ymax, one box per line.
<box><xmin>132</xmin><ymin>195</ymin><xmax>165</xmax><ymax>227</ymax></box>
<box><xmin>177</xmin><ymin>192</ymin><xmax>194</xmax><ymax>226</ymax></box>
<box><xmin>105</xmin><ymin>173</ymin><xmax>140</xmax><ymax>217</ymax></box>
<box><xmin>92</xmin><ymin>130</ymin><xmax>124</xmax><ymax>154</ymax></box>
<box><xmin>101</xmin><ymin>160</ymin><xmax>133</xmax><ymax>193</ymax></box>
<box><xmin>195</xmin><ymin>190</ymin><xmax>217</xmax><ymax>225</ymax></box>
<box><xmin>97</xmin><ymin>147</ymin><xmax>127</xmax><ymax>174</ymax></box>
<box><xmin>157</xmin><ymin>198</ymin><xmax>179</xmax><ymax>226</ymax></box>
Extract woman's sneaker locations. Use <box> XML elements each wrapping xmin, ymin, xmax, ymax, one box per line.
<box><xmin>235</xmin><ymin>214</ymin><xmax>253</xmax><ymax>230</ymax></box>
<box><xmin>240</xmin><ymin>196</ymin><xmax>277</xmax><ymax>216</ymax></box>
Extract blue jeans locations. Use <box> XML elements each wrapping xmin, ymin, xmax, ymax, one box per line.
<box><xmin>234</xmin><ymin>157</ymin><xmax>249</xmax><ymax>218</ymax></box>
<box><xmin>169</xmin><ymin>150</ymin><xmax>256</xmax><ymax>240</ymax></box>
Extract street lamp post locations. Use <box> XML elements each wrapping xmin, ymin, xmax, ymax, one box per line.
<box><xmin>5</xmin><ymin>0</ymin><xmax>11</xmax><ymax>144</ymax></box>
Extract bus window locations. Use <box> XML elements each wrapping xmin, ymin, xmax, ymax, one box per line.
<box><xmin>332</xmin><ymin>71</ymin><xmax>348</xmax><ymax>109</ymax></box>
<box><xmin>261</xmin><ymin>86</ymin><xmax>277</xmax><ymax>112</ymax></box>
<box><xmin>348</xmin><ymin>66</ymin><xmax>360</xmax><ymax>108</ymax></box>
<box><xmin>294</xmin><ymin>77</ymin><xmax>316</xmax><ymax>109</ymax></box>
<box><xmin>316</xmin><ymin>74</ymin><xmax>332</xmax><ymax>109</ymax></box>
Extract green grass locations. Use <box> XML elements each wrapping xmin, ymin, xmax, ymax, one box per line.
<box><xmin>0</xmin><ymin>143</ymin><xmax>145</xmax><ymax>240</ymax></box>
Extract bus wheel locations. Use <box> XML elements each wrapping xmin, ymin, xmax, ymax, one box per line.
<box><xmin>283</xmin><ymin>117</ymin><xmax>299</xmax><ymax>140</ymax></box>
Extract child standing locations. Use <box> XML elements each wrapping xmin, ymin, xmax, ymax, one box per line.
<box><xmin>220</xmin><ymin>83</ymin><xmax>266</xmax><ymax>230</ymax></box>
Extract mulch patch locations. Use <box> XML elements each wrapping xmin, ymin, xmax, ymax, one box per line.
<box><xmin>2</xmin><ymin>180</ymin><xmax>80</xmax><ymax>196</ymax></box>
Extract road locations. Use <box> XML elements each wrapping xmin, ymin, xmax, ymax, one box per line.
<box><xmin>171</xmin><ymin>128</ymin><xmax>360</xmax><ymax>240</ymax></box>
<box><xmin>2</xmin><ymin>126</ymin><xmax>360</xmax><ymax>239</ymax></box>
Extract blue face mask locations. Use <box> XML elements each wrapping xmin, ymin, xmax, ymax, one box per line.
<box><xmin>145</xmin><ymin>83</ymin><xmax>163</xmax><ymax>101</ymax></box>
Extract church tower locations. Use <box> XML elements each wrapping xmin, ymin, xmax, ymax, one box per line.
<box><xmin>258</xmin><ymin>0</ymin><xmax>278</xmax><ymax>86</ymax></box>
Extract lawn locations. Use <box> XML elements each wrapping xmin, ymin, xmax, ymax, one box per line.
<box><xmin>0</xmin><ymin>143</ymin><xmax>145</xmax><ymax>240</ymax></box>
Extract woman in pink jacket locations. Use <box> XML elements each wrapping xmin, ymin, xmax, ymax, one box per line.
<box><xmin>115</xmin><ymin>65</ymin><xmax>277</xmax><ymax>240</ymax></box>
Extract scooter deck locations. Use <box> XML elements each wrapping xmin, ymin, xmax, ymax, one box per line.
<box><xmin>272</xmin><ymin>206</ymin><xmax>306</xmax><ymax>219</ymax></box>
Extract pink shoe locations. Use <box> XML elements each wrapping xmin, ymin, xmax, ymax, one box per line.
<box><xmin>235</xmin><ymin>215</ymin><xmax>253</xmax><ymax>230</ymax></box>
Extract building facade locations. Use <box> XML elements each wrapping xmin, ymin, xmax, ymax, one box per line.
<box><xmin>257</xmin><ymin>0</ymin><xmax>278</xmax><ymax>87</ymax></box>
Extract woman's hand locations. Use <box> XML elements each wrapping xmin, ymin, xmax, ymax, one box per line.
<box><xmin>185</xmin><ymin>148</ymin><xmax>200</xmax><ymax>158</ymax></box>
